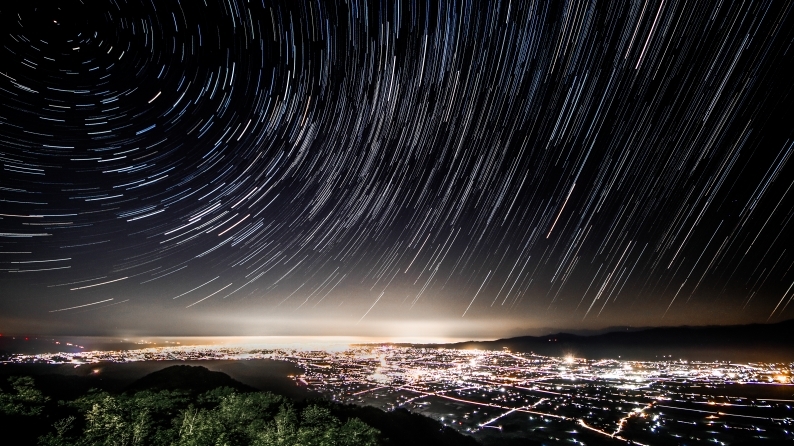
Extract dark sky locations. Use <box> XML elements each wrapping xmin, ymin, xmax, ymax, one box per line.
<box><xmin>1</xmin><ymin>0</ymin><xmax>793</xmax><ymax>338</ymax></box>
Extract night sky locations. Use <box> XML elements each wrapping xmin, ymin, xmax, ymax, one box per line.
<box><xmin>1</xmin><ymin>0</ymin><xmax>793</xmax><ymax>338</ymax></box>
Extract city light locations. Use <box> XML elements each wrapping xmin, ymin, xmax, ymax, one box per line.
<box><xmin>5</xmin><ymin>343</ymin><xmax>793</xmax><ymax>444</ymax></box>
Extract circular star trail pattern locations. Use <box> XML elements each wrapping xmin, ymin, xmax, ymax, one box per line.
<box><xmin>1</xmin><ymin>0</ymin><xmax>793</xmax><ymax>335</ymax></box>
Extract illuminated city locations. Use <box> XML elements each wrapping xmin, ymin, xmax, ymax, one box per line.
<box><xmin>6</xmin><ymin>342</ymin><xmax>793</xmax><ymax>444</ymax></box>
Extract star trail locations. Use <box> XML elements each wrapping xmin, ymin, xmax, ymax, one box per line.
<box><xmin>1</xmin><ymin>0</ymin><xmax>793</xmax><ymax>336</ymax></box>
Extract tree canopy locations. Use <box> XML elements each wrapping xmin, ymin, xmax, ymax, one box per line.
<box><xmin>37</xmin><ymin>387</ymin><xmax>378</xmax><ymax>446</ymax></box>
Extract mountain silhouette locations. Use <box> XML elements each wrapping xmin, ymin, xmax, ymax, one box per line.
<box><xmin>124</xmin><ymin>364</ymin><xmax>256</xmax><ymax>393</ymax></box>
<box><xmin>414</xmin><ymin>319</ymin><xmax>794</xmax><ymax>361</ymax></box>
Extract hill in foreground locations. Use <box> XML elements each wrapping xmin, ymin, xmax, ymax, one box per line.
<box><xmin>0</xmin><ymin>365</ymin><xmax>480</xmax><ymax>446</ymax></box>
<box><xmin>123</xmin><ymin>364</ymin><xmax>257</xmax><ymax>393</ymax></box>
<box><xmin>125</xmin><ymin>365</ymin><xmax>479</xmax><ymax>446</ymax></box>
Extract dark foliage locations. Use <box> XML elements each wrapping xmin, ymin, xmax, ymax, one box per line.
<box><xmin>0</xmin><ymin>365</ymin><xmax>482</xmax><ymax>446</ymax></box>
<box><xmin>305</xmin><ymin>400</ymin><xmax>480</xmax><ymax>446</ymax></box>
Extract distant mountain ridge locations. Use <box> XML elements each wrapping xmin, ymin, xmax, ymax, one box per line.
<box><xmin>409</xmin><ymin>319</ymin><xmax>794</xmax><ymax>362</ymax></box>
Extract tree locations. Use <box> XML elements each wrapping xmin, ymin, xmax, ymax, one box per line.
<box><xmin>82</xmin><ymin>395</ymin><xmax>152</xmax><ymax>446</ymax></box>
<box><xmin>37</xmin><ymin>417</ymin><xmax>76</xmax><ymax>446</ymax></box>
<box><xmin>17</xmin><ymin>380</ymin><xmax>382</xmax><ymax>446</ymax></box>
<box><xmin>0</xmin><ymin>376</ymin><xmax>49</xmax><ymax>416</ymax></box>
<box><xmin>338</xmin><ymin>418</ymin><xmax>379</xmax><ymax>446</ymax></box>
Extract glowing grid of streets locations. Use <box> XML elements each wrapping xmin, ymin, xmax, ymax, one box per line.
<box><xmin>7</xmin><ymin>345</ymin><xmax>794</xmax><ymax>444</ymax></box>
